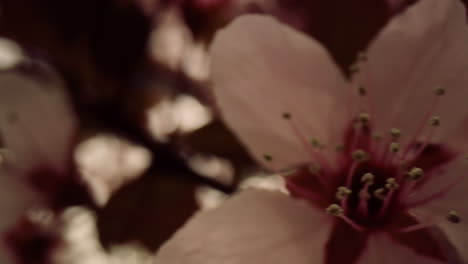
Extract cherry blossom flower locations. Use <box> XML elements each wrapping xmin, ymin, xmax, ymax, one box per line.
<box><xmin>0</xmin><ymin>63</ymin><xmax>77</xmax><ymax>263</ymax></box>
<box><xmin>153</xmin><ymin>0</ymin><xmax>468</xmax><ymax>263</ymax></box>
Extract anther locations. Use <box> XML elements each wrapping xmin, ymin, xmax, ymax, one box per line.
<box><xmin>385</xmin><ymin>178</ymin><xmax>399</xmax><ymax>190</ymax></box>
<box><xmin>429</xmin><ymin>116</ymin><xmax>440</xmax><ymax>126</ymax></box>
<box><xmin>263</xmin><ymin>154</ymin><xmax>273</xmax><ymax>162</ymax></box>
<box><xmin>361</xmin><ymin>173</ymin><xmax>375</xmax><ymax>184</ymax></box>
<box><xmin>352</xmin><ymin>150</ymin><xmax>368</xmax><ymax>162</ymax></box>
<box><xmin>406</xmin><ymin>167</ymin><xmax>424</xmax><ymax>181</ymax></box>
<box><xmin>434</xmin><ymin>87</ymin><xmax>445</xmax><ymax>96</ymax></box>
<box><xmin>282</xmin><ymin>112</ymin><xmax>291</xmax><ymax>120</ymax></box>
<box><xmin>310</xmin><ymin>138</ymin><xmax>324</xmax><ymax>149</ymax></box>
<box><xmin>390</xmin><ymin>128</ymin><xmax>402</xmax><ymax>140</ymax></box>
<box><xmin>358</xmin><ymin>86</ymin><xmax>367</xmax><ymax>96</ymax></box>
<box><xmin>389</xmin><ymin>142</ymin><xmax>400</xmax><ymax>153</ymax></box>
<box><xmin>374</xmin><ymin>188</ymin><xmax>386</xmax><ymax>200</ymax></box>
<box><xmin>447</xmin><ymin>210</ymin><xmax>461</xmax><ymax>223</ymax></box>
<box><xmin>358</xmin><ymin>112</ymin><xmax>370</xmax><ymax>124</ymax></box>
<box><xmin>326</xmin><ymin>204</ymin><xmax>344</xmax><ymax>217</ymax></box>
<box><xmin>336</xmin><ymin>186</ymin><xmax>352</xmax><ymax>201</ymax></box>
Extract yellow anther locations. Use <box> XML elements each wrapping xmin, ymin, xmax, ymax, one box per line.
<box><xmin>310</xmin><ymin>138</ymin><xmax>323</xmax><ymax>149</ymax></box>
<box><xmin>263</xmin><ymin>154</ymin><xmax>273</xmax><ymax>162</ymax></box>
<box><xmin>429</xmin><ymin>116</ymin><xmax>440</xmax><ymax>126</ymax></box>
<box><xmin>336</xmin><ymin>186</ymin><xmax>352</xmax><ymax>201</ymax></box>
<box><xmin>361</xmin><ymin>173</ymin><xmax>375</xmax><ymax>184</ymax></box>
<box><xmin>352</xmin><ymin>150</ymin><xmax>368</xmax><ymax>162</ymax></box>
<box><xmin>389</xmin><ymin>142</ymin><xmax>400</xmax><ymax>153</ymax></box>
<box><xmin>374</xmin><ymin>188</ymin><xmax>386</xmax><ymax>200</ymax></box>
<box><xmin>326</xmin><ymin>204</ymin><xmax>344</xmax><ymax>216</ymax></box>
<box><xmin>406</xmin><ymin>167</ymin><xmax>424</xmax><ymax>181</ymax></box>
<box><xmin>447</xmin><ymin>210</ymin><xmax>461</xmax><ymax>223</ymax></box>
<box><xmin>390</xmin><ymin>128</ymin><xmax>402</xmax><ymax>140</ymax></box>
<box><xmin>434</xmin><ymin>87</ymin><xmax>445</xmax><ymax>96</ymax></box>
<box><xmin>358</xmin><ymin>113</ymin><xmax>370</xmax><ymax>124</ymax></box>
<box><xmin>358</xmin><ymin>86</ymin><xmax>367</xmax><ymax>96</ymax></box>
<box><xmin>282</xmin><ymin>112</ymin><xmax>291</xmax><ymax>120</ymax></box>
<box><xmin>385</xmin><ymin>178</ymin><xmax>399</xmax><ymax>190</ymax></box>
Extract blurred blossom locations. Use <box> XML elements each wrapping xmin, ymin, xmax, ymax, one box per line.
<box><xmin>75</xmin><ymin>134</ymin><xmax>152</xmax><ymax>206</ymax></box>
<box><xmin>153</xmin><ymin>0</ymin><xmax>468</xmax><ymax>263</ymax></box>
<box><xmin>0</xmin><ymin>38</ymin><xmax>24</xmax><ymax>70</ymax></box>
<box><xmin>149</xmin><ymin>9</ymin><xmax>192</xmax><ymax>70</ymax></box>
<box><xmin>195</xmin><ymin>187</ymin><xmax>228</xmax><ymax>210</ymax></box>
<box><xmin>53</xmin><ymin>207</ymin><xmax>152</xmax><ymax>264</ymax></box>
<box><xmin>188</xmin><ymin>154</ymin><xmax>234</xmax><ymax>184</ymax></box>
<box><xmin>147</xmin><ymin>94</ymin><xmax>212</xmax><ymax>141</ymax></box>
<box><xmin>240</xmin><ymin>173</ymin><xmax>288</xmax><ymax>194</ymax></box>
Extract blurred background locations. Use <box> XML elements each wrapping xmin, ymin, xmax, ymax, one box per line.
<box><xmin>0</xmin><ymin>0</ymin><xmax>461</xmax><ymax>263</ymax></box>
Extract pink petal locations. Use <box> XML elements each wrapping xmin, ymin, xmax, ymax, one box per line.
<box><xmin>358</xmin><ymin>232</ymin><xmax>445</xmax><ymax>264</ymax></box>
<box><xmin>409</xmin><ymin>158</ymin><xmax>468</xmax><ymax>262</ymax></box>
<box><xmin>211</xmin><ymin>15</ymin><xmax>348</xmax><ymax>170</ymax></box>
<box><xmin>0</xmin><ymin>65</ymin><xmax>76</xmax><ymax>173</ymax></box>
<box><xmin>153</xmin><ymin>190</ymin><xmax>332</xmax><ymax>264</ymax></box>
<box><xmin>354</xmin><ymin>0</ymin><xmax>468</xmax><ymax>150</ymax></box>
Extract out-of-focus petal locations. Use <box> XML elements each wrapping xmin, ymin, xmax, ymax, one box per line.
<box><xmin>358</xmin><ymin>232</ymin><xmax>445</xmax><ymax>264</ymax></box>
<box><xmin>211</xmin><ymin>15</ymin><xmax>348</xmax><ymax>170</ymax></box>
<box><xmin>0</xmin><ymin>65</ymin><xmax>76</xmax><ymax>173</ymax></box>
<box><xmin>153</xmin><ymin>190</ymin><xmax>332</xmax><ymax>264</ymax></box>
<box><xmin>355</xmin><ymin>0</ymin><xmax>468</xmax><ymax>150</ymax></box>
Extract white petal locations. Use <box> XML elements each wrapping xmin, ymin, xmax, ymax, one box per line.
<box><xmin>211</xmin><ymin>15</ymin><xmax>348</xmax><ymax>170</ymax></box>
<box><xmin>358</xmin><ymin>232</ymin><xmax>444</xmax><ymax>264</ymax></box>
<box><xmin>0</xmin><ymin>66</ymin><xmax>76</xmax><ymax>173</ymax></box>
<box><xmin>153</xmin><ymin>190</ymin><xmax>332</xmax><ymax>264</ymax></box>
<box><xmin>356</xmin><ymin>0</ymin><xmax>468</xmax><ymax>150</ymax></box>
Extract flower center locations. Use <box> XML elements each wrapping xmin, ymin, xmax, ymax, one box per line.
<box><xmin>265</xmin><ymin>63</ymin><xmax>465</xmax><ymax>232</ymax></box>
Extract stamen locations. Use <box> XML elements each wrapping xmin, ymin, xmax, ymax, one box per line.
<box><xmin>447</xmin><ymin>210</ymin><xmax>461</xmax><ymax>223</ymax></box>
<box><xmin>390</xmin><ymin>128</ymin><xmax>402</xmax><ymax>141</ymax></box>
<box><xmin>361</xmin><ymin>172</ymin><xmax>375</xmax><ymax>184</ymax></box>
<box><xmin>310</xmin><ymin>138</ymin><xmax>324</xmax><ymax>149</ymax></box>
<box><xmin>378</xmin><ymin>178</ymin><xmax>399</xmax><ymax>217</ymax></box>
<box><xmin>326</xmin><ymin>204</ymin><xmax>344</xmax><ymax>216</ymax></box>
<box><xmin>263</xmin><ymin>154</ymin><xmax>273</xmax><ymax>162</ymax></box>
<box><xmin>336</xmin><ymin>186</ymin><xmax>352</xmax><ymax>201</ymax></box>
<box><xmin>429</xmin><ymin>116</ymin><xmax>440</xmax><ymax>126</ymax></box>
<box><xmin>434</xmin><ymin>87</ymin><xmax>445</xmax><ymax>96</ymax></box>
<box><xmin>358</xmin><ymin>173</ymin><xmax>374</xmax><ymax>216</ymax></box>
<box><xmin>401</xmin><ymin>89</ymin><xmax>445</xmax><ymax>160</ymax></box>
<box><xmin>281</xmin><ymin>112</ymin><xmax>332</xmax><ymax>177</ymax></box>
<box><xmin>358</xmin><ymin>112</ymin><xmax>370</xmax><ymax>125</ymax></box>
<box><xmin>405</xmin><ymin>167</ymin><xmax>424</xmax><ymax>181</ymax></box>
<box><xmin>346</xmin><ymin>150</ymin><xmax>368</xmax><ymax>186</ymax></box>
<box><xmin>389</xmin><ymin>142</ymin><xmax>400</xmax><ymax>153</ymax></box>
<box><xmin>326</xmin><ymin>204</ymin><xmax>364</xmax><ymax>232</ymax></box>
<box><xmin>374</xmin><ymin>188</ymin><xmax>386</xmax><ymax>200</ymax></box>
